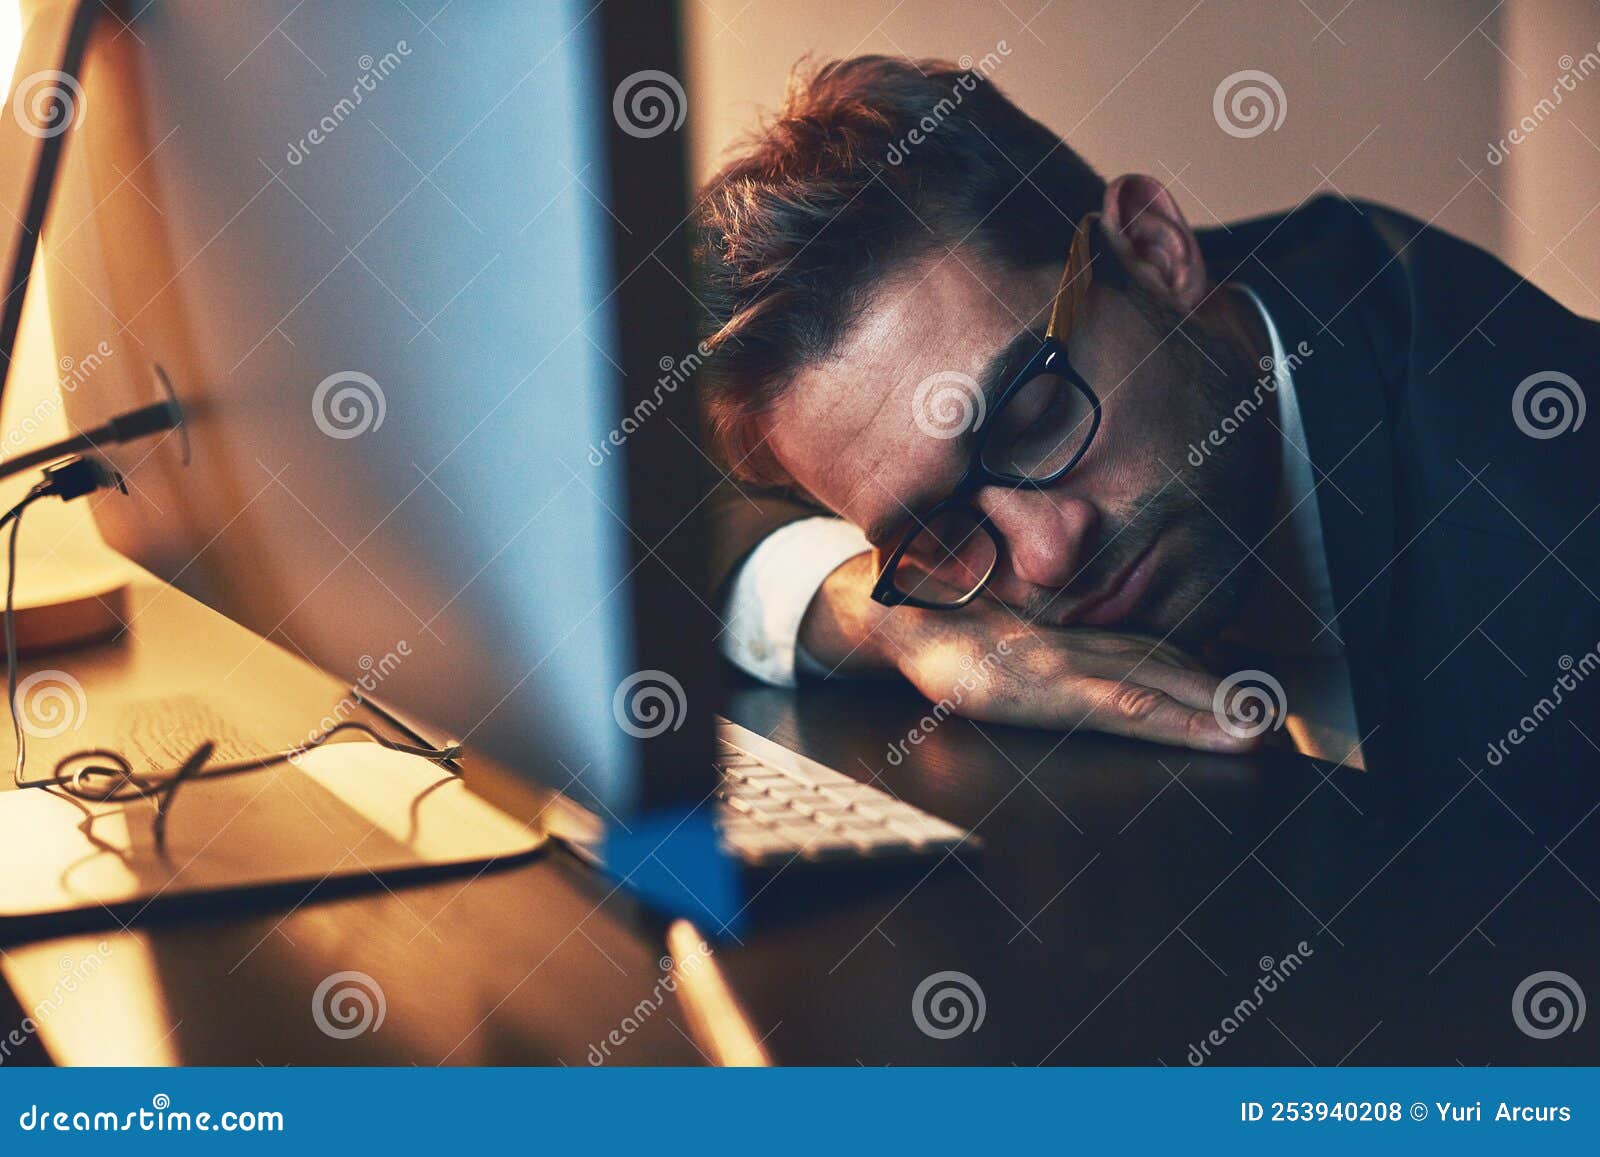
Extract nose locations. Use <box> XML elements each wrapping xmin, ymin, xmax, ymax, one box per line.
<box><xmin>976</xmin><ymin>486</ymin><xmax>1100</xmax><ymax>590</ymax></box>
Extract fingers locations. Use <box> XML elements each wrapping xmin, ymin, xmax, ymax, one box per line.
<box><xmin>1104</xmin><ymin>654</ymin><xmax>1219</xmax><ymax>712</ymax></box>
<box><xmin>890</xmin><ymin>619</ymin><xmax>1263</xmax><ymax>752</ymax></box>
<box><xmin>1069</xmin><ymin>632</ymin><xmax>1220</xmax><ymax>711</ymax></box>
<box><xmin>1063</xmin><ymin>676</ymin><xmax>1260</xmax><ymax>753</ymax></box>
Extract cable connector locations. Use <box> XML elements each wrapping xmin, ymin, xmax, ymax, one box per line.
<box><xmin>39</xmin><ymin>454</ymin><xmax>125</xmax><ymax>501</ymax></box>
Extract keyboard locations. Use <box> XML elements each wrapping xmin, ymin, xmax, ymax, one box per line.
<box><xmin>714</xmin><ymin>720</ymin><xmax>973</xmax><ymax>867</ymax></box>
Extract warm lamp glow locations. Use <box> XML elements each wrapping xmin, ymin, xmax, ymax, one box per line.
<box><xmin>0</xmin><ymin>3</ymin><xmax>20</xmax><ymax>88</ymax></box>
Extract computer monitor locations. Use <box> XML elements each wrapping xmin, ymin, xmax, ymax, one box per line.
<box><xmin>36</xmin><ymin>0</ymin><xmax>722</xmax><ymax>839</ymax></box>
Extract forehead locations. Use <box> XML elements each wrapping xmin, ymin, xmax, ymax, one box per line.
<box><xmin>764</xmin><ymin>251</ymin><xmax>1039</xmax><ymax>538</ymax></box>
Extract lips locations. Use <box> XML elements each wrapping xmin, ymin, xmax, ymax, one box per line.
<box><xmin>1070</xmin><ymin>540</ymin><xmax>1160</xmax><ymax>628</ymax></box>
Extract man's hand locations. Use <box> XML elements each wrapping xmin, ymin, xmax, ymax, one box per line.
<box><xmin>798</xmin><ymin>553</ymin><xmax>1261</xmax><ymax>754</ymax></box>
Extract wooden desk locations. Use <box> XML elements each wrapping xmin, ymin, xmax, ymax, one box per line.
<box><xmin>3</xmin><ymin>572</ymin><xmax>1597</xmax><ymax>1065</ymax></box>
<box><xmin>714</xmin><ymin>681</ymin><xmax>1600</xmax><ymax>1065</ymax></box>
<box><xmin>0</xmin><ymin>573</ymin><xmax>704</xmax><ymax>1065</ymax></box>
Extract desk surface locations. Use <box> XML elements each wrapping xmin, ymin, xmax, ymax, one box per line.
<box><xmin>3</xmin><ymin>576</ymin><xmax>1597</xmax><ymax>1065</ymax></box>
<box><xmin>0</xmin><ymin>575</ymin><xmax>703</xmax><ymax>1066</ymax></box>
<box><xmin>720</xmin><ymin>681</ymin><xmax>1600</xmax><ymax>1065</ymax></box>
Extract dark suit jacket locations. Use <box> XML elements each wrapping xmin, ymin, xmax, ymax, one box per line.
<box><xmin>706</xmin><ymin>196</ymin><xmax>1600</xmax><ymax>787</ymax></box>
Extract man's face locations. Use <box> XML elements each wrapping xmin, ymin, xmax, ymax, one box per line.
<box><xmin>759</xmin><ymin>247</ymin><xmax>1278</xmax><ymax>643</ymax></box>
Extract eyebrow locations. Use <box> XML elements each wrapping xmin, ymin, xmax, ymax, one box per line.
<box><xmin>862</xmin><ymin>326</ymin><xmax>1048</xmax><ymax>550</ymax></box>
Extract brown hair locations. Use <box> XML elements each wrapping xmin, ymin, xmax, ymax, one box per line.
<box><xmin>693</xmin><ymin>55</ymin><xmax>1105</xmax><ymax>481</ymax></box>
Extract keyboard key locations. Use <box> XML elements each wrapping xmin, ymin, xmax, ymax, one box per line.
<box><xmin>915</xmin><ymin>818</ymin><xmax>967</xmax><ymax>841</ymax></box>
<box><xmin>790</xmin><ymin>765</ymin><xmax>853</xmax><ymax>786</ymax></box>
<box><xmin>769</xmin><ymin>820</ymin><xmax>826</xmax><ymax>844</ymax></box>
<box><xmin>818</xmin><ymin>784</ymin><xmax>884</xmax><ymax>807</ymax></box>
<box><xmin>830</xmin><ymin>814</ymin><xmax>886</xmax><ymax>833</ymax></box>
<box><xmin>714</xmin><ymin>740</ymin><xmax>972</xmax><ymax>867</ymax></box>
<box><xmin>885</xmin><ymin>818</ymin><xmax>933</xmax><ymax>846</ymax></box>
<box><xmin>741</xmin><ymin>795</ymin><xmax>793</xmax><ymax>816</ymax></box>
<box><xmin>740</xmin><ymin>774</ymin><xmax>799</xmax><ymax>792</ymax></box>
<box><xmin>799</xmin><ymin>831</ymin><xmax>869</xmax><ymax>860</ymax></box>
<box><xmin>723</xmin><ymin>829</ymin><xmax>798</xmax><ymax>858</ymax></box>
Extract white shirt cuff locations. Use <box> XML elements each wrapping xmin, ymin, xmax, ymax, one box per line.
<box><xmin>718</xmin><ymin>516</ymin><xmax>873</xmax><ymax>688</ymax></box>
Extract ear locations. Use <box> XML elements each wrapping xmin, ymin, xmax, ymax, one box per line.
<box><xmin>1098</xmin><ymin>174</ymin><xmax>1210</xmax><ymax>312</ymax></box>
<box><xmin>720</xmin><ymin>407</ymin><xmax>792</xmax><ymax>489</ymax></box>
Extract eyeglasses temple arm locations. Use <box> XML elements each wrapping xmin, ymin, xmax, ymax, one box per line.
<box><xmin>1045</xmin><ymin>213</ymin><xmax>1098</xmax><ymax>341</ymax></box>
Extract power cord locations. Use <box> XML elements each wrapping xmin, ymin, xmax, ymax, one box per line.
<box><xmin>4</xmin><ymin>455</ymin><xmax>124</xmax><ymax>791</ymax></box>
<box><xmin>4</xmin><ymin>454</ymin><xmax>462</xmax><ymax>853</ymax></box>
<box><xmin>0</xmin><ymin>399</ymin><xmax>182</xmax><ymax>483</ymax></box>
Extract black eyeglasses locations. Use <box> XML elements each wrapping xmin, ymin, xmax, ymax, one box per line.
<box><xmin>870</xmin><ymin>214</ymin><xmax>1102</xmax><ymax>611</ymax></box>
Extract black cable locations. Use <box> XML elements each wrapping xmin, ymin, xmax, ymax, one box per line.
<box><xmin>6</xmin><ymin>459</ymin><xmax>121</xmax><ymax>787</ymax></box>
<box><xmin>2</xmin><ymin>457</ymin><xmax>461</xmax><ymax>852</ymax></box>
<box><xmin>0</xmin><ymin>400</ymin><xmax>181</xmax><ymax>483</ymax></box>
<box><xmin>49</xmin><ymin>720</ymin><xmax>461</xmax><ymax>803</ymax></box>
<box><xmin>5</xmin><ymin>480</ymin><xmax>52</xmax><ymax>791</ymax></box>
<box><xmin>42</xmin><ymin>721</ymin><xmax>461</xmax><ymax>855</ymax></box>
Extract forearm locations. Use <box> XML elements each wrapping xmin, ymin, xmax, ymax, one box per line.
<box><xmin>718</xmin><ymin>517</ymin><xmax>876</xmax><ymax>686</ymax></box>
<box><xmin>722</xmin><ymin>521</ymin><xmax>1255</xmax><ymax>753</ymax></box>
<box><xmin>796</xmin><ymin>551</ymin><xmax>898</xmax><ymax>676</ymax></box>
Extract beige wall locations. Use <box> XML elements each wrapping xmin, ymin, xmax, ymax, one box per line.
<box><xmin>1501</xmin><ymin>0</ymin><xmax>1600</xmax><ymax>313</ymax></box>
<box><xmin>687</xmin><ymin>0</ymin><xmax>1600</xmax><ymax>314</ymax></box>
<box><xmin>3</xmin><ymin>1</ymin><xmax>1594</xmax><ymax>566</ymax></box>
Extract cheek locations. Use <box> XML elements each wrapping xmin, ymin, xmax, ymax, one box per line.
<box><xmin>1067</xmin><ymin>375</ymin><xmax>1175</xmax><ymax>507</ymax></box>
<box><xmin>1072</xmin><ymin>331</ymin><xmax>1203</xmax><ymax>494</ymax></box>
